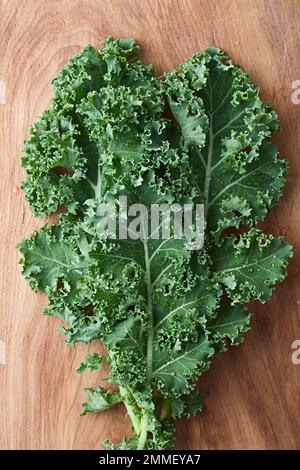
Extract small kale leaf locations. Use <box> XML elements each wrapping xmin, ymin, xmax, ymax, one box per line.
<box><xmin>81</xmin><ymin>387</ymin><xmax>121</xmax><ymax>415</ymax></box>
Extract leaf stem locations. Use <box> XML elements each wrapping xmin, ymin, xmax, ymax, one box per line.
<box><xmin>137</xmin><ymin>409</ymin><xmax>149</xmax><ymax>450</ymax></box>
<box><xmin>143</xmin><ymin>239</ymin><xmax>153</xmax><ymax>384</ymax></box>
<box><xmin>204</xmin><ymin>77</ymin><xmax>214</xmax><ymax>219</ymax></box>
<box><xmin>119</xmin><ymin>386</ymin><xmax>141</xmax><ymax>436</ymax></box>
<box><xmin>118</xmin><ymin>237</ymin><xmax>154</xmax><ymax>449</ymax></box>
<box><xmin>130</xmin><ymin>238</ymin><xmax>154</xmax><ymax>449</ymax></box>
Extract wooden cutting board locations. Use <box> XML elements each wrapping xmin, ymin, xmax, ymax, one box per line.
<box><xmin>1</xmin><ymin>0</ymin><xmax>300</xmax><ymax>450</ymax></box>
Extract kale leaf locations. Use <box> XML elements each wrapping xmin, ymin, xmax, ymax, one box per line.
<box><xmin>19</xmin><ymin>38</ymin><xmax>292</xmax><ymax>449</ymax></box>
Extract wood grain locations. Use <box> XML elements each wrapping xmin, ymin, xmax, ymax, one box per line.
<box><xmin>0</xmin><ymin>0</ymin><xmax>300</xmax><ymax>450</ymax></box>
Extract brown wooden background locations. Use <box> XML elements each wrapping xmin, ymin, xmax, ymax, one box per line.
<box><xmin>0</xmin><ymin>0</ymin><xmax>300</xmax><ymax>450</ymax></box>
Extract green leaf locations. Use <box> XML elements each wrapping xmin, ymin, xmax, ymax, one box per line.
<box><xmin>166</xmin><ymin>75</ymin><xmax>208</xmax><ymax>151</ymax></box>
<box><xmin>19</xmin><ymin>38</ymin><xmax>292</xmax><ymax>450</ymax></box>
<box><xmin>77</xmin><ymin>353</ymin><xmax>110</xmax><ymax>373</ymax></box>
<box><xmin>165</xmin><ymin>47</ymin><xmax>286</xmax><ymax>237</ymax></box>
<box><xmin>18</xmin><ymin>225</ymin><xmax>84</xmax><ymax>291</ymax></box>
<box><xmin>161</xmin><ymin>393</ymin><xmax>203</xmax><ymax>419</ymax></box>
<box><xmin>207</xmin><ymin>303</ymin><xmax>251</xmax><ymax>346</ymax></box>
<box><xmin>81</xmin><ymin>387</ymin><xmax>121</xmax><ymax>415</ymax></box>
<box><xmin>152</xmin><ymin>335</ymin><xmax>214</xmax><ymax>396</ymax></box>
<box><xmin>212</xmin><ymin>229</ymin><xmax>293</xmax><ymax>303</ymax></box>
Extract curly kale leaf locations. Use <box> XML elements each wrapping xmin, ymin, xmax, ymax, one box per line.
<box><xmin>165</xmin><ymin>47</ymin><xmax>287</xmax><ymax>238</ymax></box>
<box><xmin>19</xmin><ymin>39</ymin><xmax>292</xmax><ymax>450</ymax></box>
<box><xmin>81</xmin><ymin>387</ymin><xmax>122</xmax><ymax>415</ymax></box>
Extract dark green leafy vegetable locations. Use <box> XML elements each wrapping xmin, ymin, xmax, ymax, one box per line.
<box><xmin>19</xmin><ymin>38</ymin><xmax>292</xmax><ymax>450</ymax></box>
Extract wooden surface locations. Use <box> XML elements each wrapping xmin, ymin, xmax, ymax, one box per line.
<box><xmin>1</xmin><ymin>0</ymin><xmax>300</xmax><ymax>450</ymax></box>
